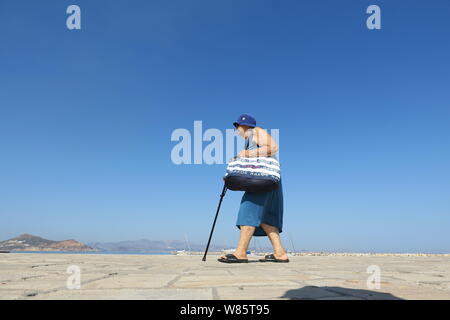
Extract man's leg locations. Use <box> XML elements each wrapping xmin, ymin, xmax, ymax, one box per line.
<box><xmin>220</xmin><ymin>226</ymin><xmax>255</xmax><ymax>260</ymax></box>
<box><xmin>260</xmin><ymin>223</ymin><xmax>288</xmax><ymax>260</ymax></box>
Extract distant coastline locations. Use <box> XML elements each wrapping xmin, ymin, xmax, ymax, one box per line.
<box><xmin>0</xmin><ymin>234</ymin><xmax>222</xmax><ymax>253</ymax></box>
<box><xmin>2</xmin><ymin>234</ymin><xmax>448</xmax><ymax>256</ymax></box>
<box><xmin>5</xmin><ymin>250</ymin><xmax>450</xmax><ymax>257</ymax></box>
<box><xmin>8</xmin><ymin>250</ymin><xmax>172</xmax><ymax>255</ymax></box>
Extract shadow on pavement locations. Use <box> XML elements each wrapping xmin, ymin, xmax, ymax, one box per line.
<box><xmin>281</xmin><ymin>286</ymin><xmax>403</xmax><ymax>300</ymax></box>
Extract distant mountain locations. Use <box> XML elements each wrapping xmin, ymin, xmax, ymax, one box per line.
<box><xmin>88</xmin><ymin>239</ymin><xmax>204</xmax><ymax>252</ymax></box>
<box><xmin>0</xmin><ymin>234</ymin><xmax>98</xmax><ymax>252</ymax></box>
<box><xmin>87</xmin><ymin>239</ymin><xmax>236</xmax><ymax>253</ymax></box>
<box><xmin>0</xmin><ymin>234</ymin><xmax>272</xmax><ymax>253</ymax></box>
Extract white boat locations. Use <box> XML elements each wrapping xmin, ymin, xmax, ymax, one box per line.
<box><xmin>172</xmin><ymin>233</ymin><xmax>192</xmax><ymax>255</ymax></box>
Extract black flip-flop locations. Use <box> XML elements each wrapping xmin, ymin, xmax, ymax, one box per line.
<box><xmin>217</xmin><ymin>253</ymin><xmax>248</xmax><ymax>263</ymax></box>
<box><xmin>259</xmin><ymin>253</ymin><xmax>289</xmax><ymax>263</ymax></box>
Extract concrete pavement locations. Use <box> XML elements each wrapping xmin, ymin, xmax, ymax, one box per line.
<box><xmin>1</xmin><ymin>253</ymin><xmax>449</xmax><ymax>300</ymax></box>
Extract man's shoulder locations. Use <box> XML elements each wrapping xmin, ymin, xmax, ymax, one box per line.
<box><xmin>254</xmin><ymin>126</ymin><xmax>267</xmax><ymax>134</ymax></box>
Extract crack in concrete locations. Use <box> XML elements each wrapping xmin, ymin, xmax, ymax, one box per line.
<box><xmin>21</xmin><ymin>275</ymin><xmax>47</xmax><ymax>281</ymax></box>
<box><xmin>22</xmin><ymin>271</ymin><xmax>119</xmax><ymax>299</ymax></box>
<box><xmin>163</xmin><ymin>267</ymin><xmax>191</xmax><ymax>289</ymax></box>
<box><xmin>30</xmin><ymin>264</ymin><xmax>60</xmax><ymax>269</ymax></box>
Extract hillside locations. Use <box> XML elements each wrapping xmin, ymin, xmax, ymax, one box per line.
<box><xmin>0</xmin><ymin>234</ymin><xmax>98</xmax><ymax>252</ymax></box>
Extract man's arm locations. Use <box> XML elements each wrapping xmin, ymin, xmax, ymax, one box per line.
<box><xmin>244</xmin><ymin>127</ymin><xmax>278</xmax><ymax>157</ymax></box>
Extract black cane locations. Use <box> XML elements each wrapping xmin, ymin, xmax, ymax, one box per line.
<box><xmin>202</xmin><ymin>184</ymin><xmax>227</xmax><ymax>261</ymax></box>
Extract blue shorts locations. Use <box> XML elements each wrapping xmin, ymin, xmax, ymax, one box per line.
<box><xmin>236</xmin><ymin>178</ymin><xmax>283</xmax><ymax>236</ymax></box>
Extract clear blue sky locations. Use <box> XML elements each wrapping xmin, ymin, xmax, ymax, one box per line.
<box><xmin>1</xmin><ymin>0</ymin><xmax>449</xmax><ymax>253</ymax></box>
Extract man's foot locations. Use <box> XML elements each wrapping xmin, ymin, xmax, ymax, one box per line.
<box><xmin>259</xmin><ymin>252</ymin><xmax>289</xmax><ymax>263</ymax></box>
<box><xmin>274</xmin><ymin>252</ymin><xmax>289</xmax><ymax>260</ymax></box>
<box><xmin>219</xmin><ymin>251</ymin><xmax>247</xmax><ymax>260</ymax></box>
<box><xmin>218</xmin><ymin>253</ymin><xmax>248</xmax><ymax>263</ymax></box>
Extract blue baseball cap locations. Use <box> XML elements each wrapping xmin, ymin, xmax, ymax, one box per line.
<box><xmin>233</xmin><ymin>114</ymin><xmax>256</xmax><ymax>128</ymax></box>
